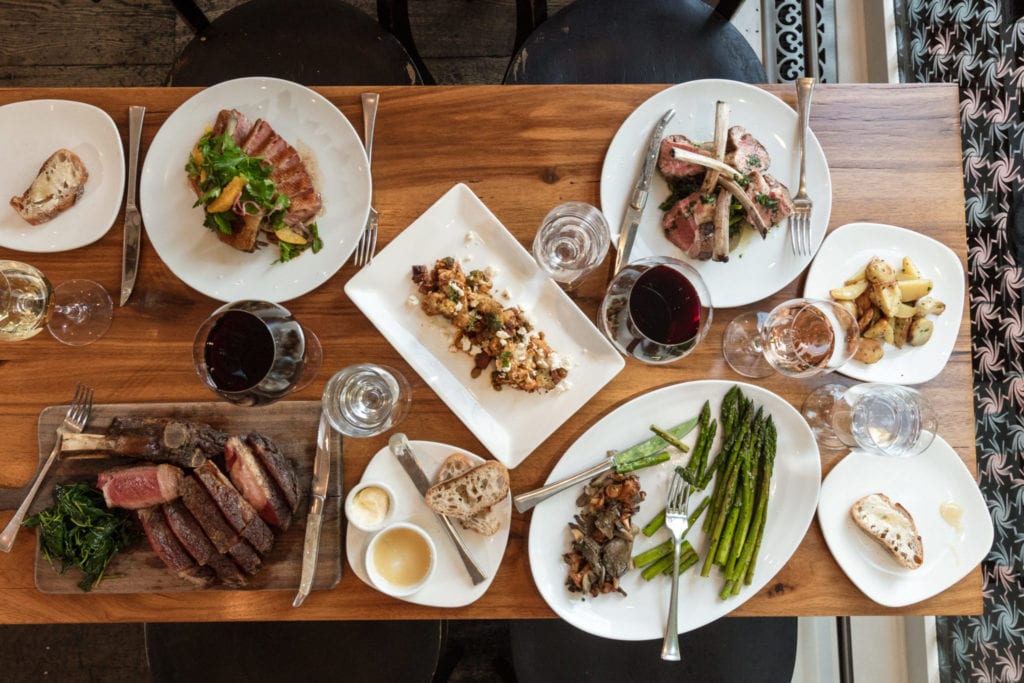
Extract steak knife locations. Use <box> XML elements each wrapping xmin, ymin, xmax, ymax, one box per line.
<box><xmin>293</xmin><ymin>414</ymin><xmax>333</xmax><ymax>607</ymax></box>
<box><xmin>119</xmin><ymin>105</ymin><xmax>145</xmax><ymax>306</ymax></box>
<box><xmin>613</xmin><ymin>107</ymin><xmax>676</xmax><ymax>274</ymax></box>
<box><xmin>388</xmin><ymin>434</ymin><xmax>487</xmax><ymax>586</ymax></box>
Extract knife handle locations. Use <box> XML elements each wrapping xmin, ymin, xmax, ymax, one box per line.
<box><xmin>436</xmin><ymin>513</ymin><xmax>488</xmax><ymax>585</ymax></box>
<box><xmin>513</xmin><ymin>460</ymin><xmax>613</xmax><ymax>513</ymax></box>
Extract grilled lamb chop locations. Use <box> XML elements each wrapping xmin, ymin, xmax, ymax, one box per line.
<box><xmin>61</xmin><ymin>417</ymin><xmax>227</xmax><ymax>468</ymax></box>
<box><xmin>737</xmin><ymin>171</ymin><xmax>794</xmax><ymax>229</ymax></box>
<box><xmin>179</xmin><ymin>476</ymin><xmax>262</xmax><ymax>575</ymax></box>
<box><xmin>224</xmin><ymin>436</ymin><xmax>293</xmax><ymax>531</ymax></box>
<box><xmin>138</xmin><ymin>507</ymin><xmax>216</xmax><ymax>589</ymax></box>
<box><xmin>97</xmin><ymin>464</ymin><xmax>184</xmax><ymax>510</ymax></box>
<box><xmin>657</xmin><ymin>135</ymin><xmax>710</xmax><ymax>179</ymax></box>
<box><xmin>662</xmin><ymin>191</ymin><xmax>717</xmax><ymax>256</ymax></box>
<box><xmin>193</xmin><ymin>461</ymin><xmax>275</xmax><ymax>555</ymax></box>
<box><xmin>245</xmin><ymin>433</ymin><xmax>300</xmax><ymax>514</ymax></box>
<box><xmin>724</xmin><ymin>125</ymin><xmax>771</xmax><ymax>175</ymax></box>
<box><xmin>162</xmin><ymin>500</ymin><xmax>248</xmax><ymax>588</ymax></box>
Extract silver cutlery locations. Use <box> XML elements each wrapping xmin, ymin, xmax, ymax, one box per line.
<box><xmin>513</xmin><ymin>459</ymin><xmax>616</xmax><ymax>513</ymax></box>
<box><xmin>293</xmin><ymin>413</ymin><xmax>334</xmax><ymax>607</ymax></box>
<box><xmin>790</xmin><ymin>78</ymin><xmax>815</xmax><ymax>256</ymax></box>
<box><xmin>614</xmin><ymin>107</ymin><xmax>675</xmax><ymax>274</ymax></box>
<box><xmin>354</xmin><ymin>93</ymin><xmax>380</xmax><ymax>267</ymax></box>
<box><xmin>120</xmin><ymin>105</ymin><xmax>145</xmax><ymax>306</ymax></box>
<box><xmin>388</xmin><ymin>434</ymin><xmax>487</xmax><ymax>585</ymax></box>
<box><xmin>0</xmin><ymin>384</ymin><xmax>94</xmax><ymax>552</ymax></box>
<box><xmin>660</xmin><ymin>472</ymin><xmax>692</xmax><ymax>661</ymax></box>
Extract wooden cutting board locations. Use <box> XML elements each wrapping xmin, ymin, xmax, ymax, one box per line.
<box><xmin>18</xmin><ymin>401</ymin><xmax>342</xmax><ymax>594</ymax></box>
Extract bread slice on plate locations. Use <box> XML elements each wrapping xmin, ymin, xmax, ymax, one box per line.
<box><xmin>436</xmin><ymin>453</ymin><xmax>503</xmax><ymax>536</ymax></box>
<box><xmin>10</xmin><ymin>148</ymin><xmax>89</xmax><ymax>225</ymax></box>
<box><xmin>850</xmin><ymin>492</ymin><xmax>924</xmax><ymax>570</ymax></box>
<box><xmin>426</xmin><ymin>460</ymin><xmax>509</xmax><ymax>520</ymax></box>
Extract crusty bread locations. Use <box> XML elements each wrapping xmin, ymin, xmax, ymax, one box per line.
<box><xmin>850</xmin><ymin>493</ymin><xmax>924</xmax><ymax>570</ymax></box>
<box><xmin>436</xmin><ymin>453</ymin><xmax>502</xmax><ymax>536</ymax></box>
<box><xmin>10</xmin><ymin>149</ymin><xmax>89</xmax><ymax>225</ymax></box>
<box><xmin>425</xmin><ymin>460</ymin><xmax>509</xmax><ymax>519</ymax></box>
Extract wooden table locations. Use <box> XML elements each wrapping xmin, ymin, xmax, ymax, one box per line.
<box><xmin>0</xmin><ymin>84</ymin><xmax>974</xmax><ymax>624</ymax></box>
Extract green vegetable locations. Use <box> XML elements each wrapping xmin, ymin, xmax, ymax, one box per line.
<box><xmin>615</xmin><ymin>450</ymin><xmax>670</xmax><ymax>473</ymax></box>
<box><xmin>649</xmin><ymin>424</ymin><xmax>691</xmax><ymax>453</ymax></box>
<box><xmin>610</xmin><ymin>416</ymin><xmax>699</xmax><ymax>470</ymax></box>
<box><xmin>23</xmin><ymin>482</ymin><xmax>139</xmax><ymax>592</ymax></box>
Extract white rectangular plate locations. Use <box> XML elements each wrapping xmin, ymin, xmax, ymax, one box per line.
<box><xmin>344</xmin><ymin>183</ymin><xmax>624</xmax><ymax>468</ymax></box>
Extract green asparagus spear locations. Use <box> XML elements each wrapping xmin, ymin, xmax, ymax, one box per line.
<box><xmin>649</xmin><ymin>424</ymin><xmax>691</xmax><ymax>453</ymax></box>
<box><xmin>640</xmin><ymin>542</ymin><xmax>697</xmax><ymax>580</ymax></box>
<box><xmin>633</xmin><ymin>539</ymin><xmax>673</xmax><ymax>568</ymax></box>
<box><xmin>743</xmin><ymin>417</ymin><xmax>777</xmax><ymax>586</ymax></box>
<box><xmin>610</xmin><ymin>416</ymin><xmax>699</xmax><ymax>469</ymax></box>
<box><xmin>642</xmin><ymin>508</ymin><xmax>667</xmax><ymax>537</ymax></box>
<box><xmin>616</xmin><ymin>450</ymin><xmax>670</xmax><ymax>473</ymax></box>
<box><xmin>664</xmin><ymin>548</ymin><xmax>701</xmax><ymax>577</ymax></box>
<box><xmin>723</xmin><ymin>423</ymin><xmax>763</xmax><ymax>574</ymax></box>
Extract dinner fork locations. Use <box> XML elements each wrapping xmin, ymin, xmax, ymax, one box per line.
<box><xmin>790</xmin><ymin>77</ymin><xmax>815</xmax><ymax>257</ymax></box>
<box><xmin>660</xmin><ymin>472</ymin><xmax>691</xmax><ymax>661</ymax></box>
<box><xmin>0</xmin><ymin>384</ymin><xmax>94</xmax><ymax>553</ymax></box>
<box><xmin>354</xmin><ymin>93</ymin><xmax>380</xmax><ymax>267</ymax></box>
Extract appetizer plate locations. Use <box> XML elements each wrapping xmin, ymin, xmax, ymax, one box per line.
<box><xmin>346</xmin><ymin>440</ymin><xmax>511</xmax><ymax>607</ymax></box>
<box><xmin>140</xmin><ymin>77</ymin><xmax>371</xmax><ymax>302</ymax></box>
<box><xmin>528</xmin><ymin>380</ymin><xmax>821</xmax><ymax>640</ymax></box>
<box><xmin>0</xmin><ymin>99</ymin><xmax>124</xmax><ymax>252</ymax></box>
<box><xmin>344</xmin><ymin>183</ymin><xmax>625</xmax><ymax>468</ymax></box>
<box><xmin>803</xmin><ymin>222</ymin><xmax>965</xmax><ymax>384</ymax></box>
<box><xmin>817</xmin><ymin>435</ymin><xmax>992</xmax><ymax>607</ymax></box>
<box><xmin>600</xmin><ymin>79</ymin><xmax>832</xmax><ymax>308</ymax></box>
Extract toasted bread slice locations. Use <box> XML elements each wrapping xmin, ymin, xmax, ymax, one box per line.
<box><xmin>850</xmin><ymin>493</ymin><xmax>924</xmax><ymax>570</ymax></box>
<box><xmin>10</xmin><ymin>149</ymin><xmax>88</xmax><ymax>225</ymax></box>
<box><xmin>436</xmin><ymin>453</ymin><xmax>502</xmax><ymax>536</ymax></box>
<box><xmin>425</xmin><ymin>460</ymin><xmax>509</xmax><ymax>519</ymax></box>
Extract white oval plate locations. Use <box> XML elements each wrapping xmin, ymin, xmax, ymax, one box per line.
<box><xmin>346</xmin><ymin>440</ymin><xmax>511</xmax><ymax>607</ymax></box>
<box><xmin>140</xmin><ymin>77</ymin><xmax>371</xmax><ymax>303</ymax></box>
<box><xmin>0</xmin><ymin>99</ymin><xmax>124</xmax><ymax>252</ymax></box>
<box><xmin>817</xmin><ymin>435</ymin><xmax>992</xmax><ymax>607</ymax></box>
<box><xmin>803</xmin><ymin>222</ymin><xmax>965</xmax><ymax>384</ymax></box>
<box><xmin>600</xmin><ymin>79</ymin><xmax>832</xmax><ymax>308</ymax></box>
<box><xmin>528</xmin><ymin>380</ymin><xmax>821</xmax><ymax>640</ymax></box>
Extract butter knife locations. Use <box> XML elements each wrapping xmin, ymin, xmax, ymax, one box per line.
<box><xmin>388</xmin><ymin>434</ymin><xmax>487</xmax><ymax>586</ymax></box>
<box><xmin>613</xmin><ymin>107</ymin><xmax>676</xmax><ymax>274</ymax></box>
<box><xmin>119</xmin><ymin>105</ymin><xmax>145</xmax><ymax>306</ymax></box>
<box><xmin>293</xmin><ymin>414</ymin><xmax>332</xmax><ymax>607</ymax></box>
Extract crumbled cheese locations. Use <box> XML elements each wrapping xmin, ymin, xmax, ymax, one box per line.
<box><xmin>555</xmin><ymin>380</ymin><xmax>572</xmax><ymax>394</ymax></box>
<box><xmin>407</xmin><ymin>294</ymin><xmax>420</xmax><ymax>307</ymax></box>
<box><xmin>460</xmin><ymin>337</ymin><xmax>472</xmax><ymax>352</ymax></box>
<box><xmin>495</xmin><ymin>330</ymin><xmax>511</xmax><ymax>340</ymax></box>
<box><xmin>465</xmin><ymin>230</ymin><xmax>485</xmax><ymax>246</ymax></box>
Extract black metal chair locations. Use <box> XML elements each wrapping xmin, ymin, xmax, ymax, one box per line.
<box><xmin>168</xmin><ymin>0</ymin><xmax>434</xmax><ymax>86</ymax></box>
<box><xmin>505</xmin><ymin>0</ymin><xmax>766</xmax><ymax>84</ymax></box>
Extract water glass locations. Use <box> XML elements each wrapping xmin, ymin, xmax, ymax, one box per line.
<box><xmin>322</xmin><ymin>363</ymin><xmax>411</xmax><ymax>438</ymax></box>
<box><xmin>801</xmin><ymin>383</ymin><xmax>938</xmax><ymax>457</ymax></box>
<box><xmin>532</xmin><ymin>201</ymin><xmax>611</xmax><ymax>290</ymax></box>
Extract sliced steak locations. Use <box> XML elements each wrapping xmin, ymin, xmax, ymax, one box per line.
<box><xmin>162</xmin><ymin>500</ymin><xmax>248</xmax><ymax>588</ymax></box>
<box><xmin>193</xmin><ymin>461</ymin><xmax>275</xmax><ymax>555</ymax></box>
<box><xmin>211</xmin><ymin>108</ymin><xmax>254</xmax><ymax>146</ymax></box>
<box><xmin>224</xmin><ymin>436</ymin><xmax>293</xmax><ymax>531</ymax></box>
<box><xmin>179</xmin><ymin>476</ymin><xmax>262</xmax><ymax>575</ymax></box>
<box><xmin>138</xmin><ymin>507</ymin><xmax>215</xmax><ymax>588</ymax></box>
<box><xmin>240</xmin><ymin>119</ymin><xmax>322</xmax><ymax>226</ymax></box>
<box><xmin>724</xmin><ymin>125</ymin><xmax>771</xmax><ymax>175</ymax></box>
<box><xmin>97</xmin><ymin>464</ymin><xmax>183</xmax><ymax>510</ymax></box>
<box><xmin>658</xmin><ymin>135</ymin><xmax>710</xmax><ymax>180</ymax></box>
<box><xmin>245</xmin><ymin>433</ymin><xmax>300</xmax><ymax>513</ymax></box>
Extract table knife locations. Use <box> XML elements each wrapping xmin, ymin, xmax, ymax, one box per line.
<box><xmin>613</xmin><ymin>107</ymin><xmax>676</xmax><ymax>274</ymax></box>
<box><xmin>388</xmin><ymin>433</ymin><xmax>487</xmax><ymax>586</ymax></box>
<box><xmin>120</xmin><ymin>105</ymin><xmax>145</xmax><ymax>306</ymax></box>
<box><xmin>293</xmin><ymin>414</ymin><xmax>332</xmax><ymax>607</ymax></box>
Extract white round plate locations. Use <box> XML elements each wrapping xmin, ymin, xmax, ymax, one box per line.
<box><xmin>0</xmin><ymin>99</ymin><xmax>124</xmax><ymax>252</ymax></box>
<box><xmin>346</xmin><ymin>440</ymin><xmax>511</xmax><ymax>607</ymax></box>
<box><xmin>528</xmin><ymin>380</ymin><xmax>821</xmax><ymax>640</ymax></box>
<box><xmin>600</xmin><ymin>79</ymin><xmax>832</xmax><ymax>308</ymax></box>
<box><xmin>803</xmin><ymin>222</ymin><xmax>965</xmax><ymax>384</ymax></box>
<box><xmin>817</xmin><ymin>435</ymin><xmax>992</xmax><ymax>607</ymax></box>
<box><xmin>139</xmin><ymin>77</ymin><xmax>371</xmax><ymax>303</ymax></box>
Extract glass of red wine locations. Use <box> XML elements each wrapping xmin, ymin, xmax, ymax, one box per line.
<box><xmin>599</xmin><ymin>256</ymin><xmax>713</xmax><ymax>364</ymax></box>
<box><xmin>722</xmin><ymin>297</ymin><xmax>860</xmax><ymax>378</ymax></box>
<box><xmin>193</xmin><ymin>300</ymin><xmax>323</xmax><ymax>406</ymax></box>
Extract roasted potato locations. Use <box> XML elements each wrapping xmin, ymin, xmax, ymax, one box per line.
<box><xmin>892</xmin><ymin>316</ymin><xmax>911</xmax><ymax>348</ymax></box>
<box><xmin>853</xmin><ymin>338</ymin><xmax>884</xmax><ymax>364</ymax></box>
<box><xmin>870</xmin><ymin>281</ymin><xmax>902</xmax><ymax>317</ymax></box>
<box><xmin>857</xmin><ymin>306</ymin><xmax>879</xmax><ymax>334</ymax></box>
<box><xmin>844</xmin><ymin>266</ymin><xmax>867</xmax><ymax>285</ymax></box>
<box><xmin>908</xmin><ymin>318</ymin><xmax>934</xmax><ymax>346</ymax></box>
<box><xmin>865</xmin><ymin>257</ymin><xmax>896</xmax><ymax>284</ymax></box>
<box><xmin>830</xmin><ymin>279</ymin><xmax>869</xmax><ymax>301</ymax></box>
<box><xmin>898</xmin><ymin>278</ymin><xmax>934</xmax><ymax>302</ymax></box>
<box><xmin>898</xmin><ymin>256</ymin><xmax>922</xmax><ymax>280</ymax></box>
<box><xmin>914</xmin><ymin>296</ymin><xmax>946</xmax><ymax>316</ymax></box>
<box><xmin>892</xmin><ymin>303</ymin><xmax>917</xmax><ymax>319</ymax></box>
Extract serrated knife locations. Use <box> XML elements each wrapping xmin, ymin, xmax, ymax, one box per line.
<box><xmin>613</xmin><ymin>107</ymin><xmax>675</xmax><ymax>274</ymax></box>
<box><xmin>293</xmin><ymin>414</ymin><xmax>333</xmax><ymax>607</ymax></box>
<box><xmin>119</xmin><ymin>105</ymin><xmax>145</xmax><ymax>306</ymax></box>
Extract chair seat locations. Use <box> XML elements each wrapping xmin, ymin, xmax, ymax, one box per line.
<box><xmin>169</xmin><ymin>0</ymin><xmax>424</xmax><ymax>86</ymax></box>
<box><xmin>504</xmin><ymin>0</ymin><xmax>767</xmax><ymax>84</ymax></box>
<box><xmin>511</xmin><ymin>616</ymin><xmax>797</xmax><ymax>682</ymax></box>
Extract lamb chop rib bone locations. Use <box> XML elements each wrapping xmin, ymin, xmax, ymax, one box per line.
<box><xmin>668</xmin><ymin>147</ymin><xmax>771</xmax><ymax>238</ymax></box>
<box><xmin>59</xmin><ymin>418</ymin><xmax>227</xmax><ymax>468</ymax></box>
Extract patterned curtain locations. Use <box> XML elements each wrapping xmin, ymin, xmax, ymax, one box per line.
<box><xmin>899</xmin><ymin>2</ymin><xmax>1024</xmax><ymax>681</ymax></box>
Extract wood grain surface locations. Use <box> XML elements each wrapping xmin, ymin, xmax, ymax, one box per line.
<box><xmin>0</xmin><ymin>84</ymin><xmax>975</xmax><ymax>623</ymax></box>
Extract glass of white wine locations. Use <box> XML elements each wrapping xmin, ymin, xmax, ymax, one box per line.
<box><xmin>0</xmin><ymin>260</ymin><xmax>113</xmax><ymax>346</ymax></box>
<box><xmin>801</xmin><ymin>383</ymin><xmax>938</xmax><ymax>457</ymax></box>
<box><xmin>722</xmin><ymin>297</ymin><xmax>860</xmax><ymax>378</ymax></box>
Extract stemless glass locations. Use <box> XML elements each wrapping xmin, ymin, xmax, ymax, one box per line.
<box><xmin>193</xmin><ymin>300</ymin><xmax>322</xmax><ymax>406</ymax></box>
<box><xmin>0</xmin><ymin>259</ymin><xmax>112</xmax><ymax>346</ymax></box>
<box><xmin>532</xmin><ymin>201</ymin><xmax>611</xmax><ymax>290</ymax></box>
<box><xmin>322</xmin><ymin>363</ymin><xmax>411</xmax><ymax>438</ymax></box>
<box><xmin>599</xmin><ymin>256</ymin><xmax>713</xmax><ymax>364</ymax></box>
<box><xmin>722</xmin><ymin>297</ymin><xmax>860</xmax><ymax>379</ymax></box>
<box><xmin>801</xmin><ymin>383</ymin><xmax>938</xmax><ymax>457</ymax></box>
